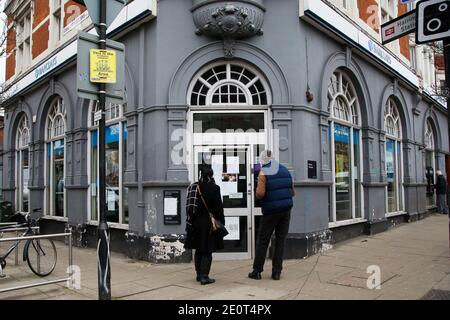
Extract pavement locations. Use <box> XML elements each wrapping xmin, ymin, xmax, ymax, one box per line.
<box><xmin>0</xmin><ymin>214</ymin><xmax>449</xmax><ymax>300</ymax></box>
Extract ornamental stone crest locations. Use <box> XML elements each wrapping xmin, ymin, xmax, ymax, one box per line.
<box><xmin>191</xmin><ymin>0</ymin><xmax>265</xmax><ymax>58</ymax></box>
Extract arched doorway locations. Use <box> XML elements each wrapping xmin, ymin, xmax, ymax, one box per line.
<box><xmin>187</xmin><ymin>61</ymin><xmax>272</xmax><ymax>260</ymax></box>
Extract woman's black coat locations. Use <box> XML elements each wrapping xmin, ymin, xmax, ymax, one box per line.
<box><xmin>184</xmin><ymin>182</ymin><xmax>225</xmax><ymax>252</ymax></box>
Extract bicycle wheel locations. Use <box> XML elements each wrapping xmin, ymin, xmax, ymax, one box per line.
<box><xmin>26</xmin><ymin>238</ymin><xmax>57</xmax><ymax>277</ymax></box>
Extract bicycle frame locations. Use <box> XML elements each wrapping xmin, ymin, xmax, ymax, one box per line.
<box><xmin>0</xmin><ymin>226</ymin><xmax>33</xmax><ymax>261</ymax></box>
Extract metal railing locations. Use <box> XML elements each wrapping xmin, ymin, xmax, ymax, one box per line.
<box><xmin>0</xmin><ymin>224</ymin><xmax>40</xmax><ymax>266</ymax></box>
<box><xmin>0</xmin><ymin>229</ymin><xmax>73</xmax><ymax>294</ymax></box>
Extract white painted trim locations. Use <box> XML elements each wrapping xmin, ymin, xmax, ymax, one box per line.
<box><xmin>87</xmin><ymin>221</ymin><xmax>129</xmax><ymax>231</ymax></box>
<box><xmin>328</xmin><ymin>218</ymin><xmax>367</xmax><ymax>228</ymax></box>
<box><xmin>385</xmin><ymin>211</ymin><xmax>407</xmax><ymax>218</ymax></box>
<box><xmin>41</xmin><ymin>215</ymin><xmax>68</xmax><ymax>222</ymax></box>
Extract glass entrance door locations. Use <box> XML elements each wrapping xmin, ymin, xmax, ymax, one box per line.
<box><xmin>194</xmin><ymin>146</ymin><xmax>253</xmax><ymax>260</ymax></box>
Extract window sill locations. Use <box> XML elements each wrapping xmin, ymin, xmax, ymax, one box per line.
<box><xmin>328</xmin><ymin>218</ymin><xmax>367</xmax><ymax>228</ymax></box>
<box><xmin>385</xmin><ymin>211</ymin><xmax>407</xmax><ymax>218</ymax></box>
<box><xmin>41</xmin><ymin>215</ymin><xmax>68</xmax><ymax>222</ymax></box>
<box><xmin>87</xmin><ymin>221</ymin><xmax>129</xmax><ymax>230</ymax></box>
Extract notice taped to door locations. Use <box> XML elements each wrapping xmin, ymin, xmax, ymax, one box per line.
<box><xmin>90</xmin><ymin>49</ymin><xmax>117</xmax><ymax>83</ymax></box>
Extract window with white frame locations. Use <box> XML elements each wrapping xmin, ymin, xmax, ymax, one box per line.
<box><xmin>45</xmin><ymin>97</ymin><xmax>66</xmax><ymax>217</ymax></box>
<box><xmin>88</xmin><ymin>101</ymin><xmax>128</xmax><ymax>225</ymax></box>
<box><xmin>425</xmin><ymin>119</ymin><xmax>437</xmax><ymax>207</ymax></box>
<box><xmin>16</xmin><ymin>9</ymin><xmax>32</xmax><ymax>73</ymax></box>
<box><xmin>384</xmin><ymin>98</ymin><xmax>404</xmax><ymax>214</ymax></box>
<box><xmin>328</xmin><ymin>70</ymin><xmax>363</xmax><ymax>223</ymax></box>
<box><xmin>16</xmin><ymin>114</ymin><xmax>30</xmax><ymax>213</ymax></box>
<box><xmin>190</xmin><ymin>62</ymin><xmax>269</xmax><ymax>106</ymax></box>
<box><xmin>50</xmin><ymin>0</ymin><xmax>63</xmax><ymax>45</ymax></box>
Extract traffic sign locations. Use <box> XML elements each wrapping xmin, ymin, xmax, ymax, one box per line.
<box><xmin>381</xmin><ymin>9</ymin><xmax>416</xmax><ymax>45</ymax></box>
<box><xmin>416</xmin><ymin>0</ymin><xmax>450</xmax><ymax>44</ymax></box>
<box><xmin>90</xmin><ymin>49</ymin><xmax>117</xmax><ymax>83</ymax></box>
<box><xmin>72</xmin><ymin>0</ymin><xmax>126</xmax><ymax>34</ymax></box>
<box><xmin>76</xmin><ymin>31</ymin><xmax>125</xmax><ymax>103</ymax></box>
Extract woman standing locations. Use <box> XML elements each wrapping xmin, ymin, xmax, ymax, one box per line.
<box><xmin>185</xmin><ymin>167</ymin><xmax>225</xmax><ymax>285</ymax></box>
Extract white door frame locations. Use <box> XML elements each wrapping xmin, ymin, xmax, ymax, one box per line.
<box><xmin>188</xmin><ymin>109</ymin><xmax>270</xmax><ymax>260</ymax></box>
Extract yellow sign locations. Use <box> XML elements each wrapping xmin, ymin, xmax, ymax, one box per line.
<box><xmin>90</xmin><ymin>49</ymin><xmax>116</xmax><ymax>83</ymax></box>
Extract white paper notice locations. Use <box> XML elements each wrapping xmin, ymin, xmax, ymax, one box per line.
<box><xmin>212</xmin><ymin>155</ymin><xmax>223</xmax><ymax>181</ymax></box>
<box><xmin>107</xmin><ymin>190</ymin><xmax>116</xmax><ymax>211</ymax></box>
<box><xmin>226</xmin><ymin>156</ymin><xmax>240</xmax><ymax>174</ymax></box>
<box><xmin>164</xmin><ymin>198</ymin><xmax>178</xmax><ymax>216</ymax></box>
<box><xmin>221</xmin><ymin>182</ymin><xmax>237</xmax><ymax>196</ymax></box>
<box><xmin>224</xmin><ymin>217</ymin><xmax>240</xmax><ymax>241</ymax></box>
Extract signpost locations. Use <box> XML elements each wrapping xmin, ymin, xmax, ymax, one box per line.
<box><xmin>415</xmin><ymin>0</ymin><xmax>450</xmax><ymax>255</ymax></box>
<box><xmin>74</xmin><ymin>0</ymin><xmax>126</xmax><ymax>301</ymax></box>
<box><xmin>381</xmin><ymin>10</ymin><xmax>416</xmax><ymax>45</ymax></box>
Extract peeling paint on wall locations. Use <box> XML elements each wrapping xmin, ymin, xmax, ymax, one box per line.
<box><xmin>149</xmin><ymin>235</ymin><xmax>186</xmax><ymax>262</ymax></box>
<box><xmin>306</xmin><ymin>230</ymin><xmax>332</xmax><ymax>256</ymax></box>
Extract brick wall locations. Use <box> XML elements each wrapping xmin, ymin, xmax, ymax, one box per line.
<box><xmin>32</xmin><ymin>20</ymin><xmax>50</xmax><ymax>59</ymax></box>
<box><xmin>33</xmin><ymin>0</ymin><xmax>50</xmax><ymax>28</ymax></box>
<box><xmin>6</xmin><ymin>27</ymin><xmax>16</xmax><ymax>54</ymax></box>
<box><xmin>398</xmin><ymin>0</ymin><xmax>410</xmax><ymax>60</ymax></box>
<box><xmin>6</xmin><ymin>51</ymin><xmax>16</xmax><ymax>81</ymax></box>
<box><xmin>358</xmin><ymin>0</ymin><xmax>379</xmax><ymax>33</ymax></box>
<box><xmin>64</xmin><ymin>1</ymin><xmax>86</xmax><ymax>27</ymax></box>
<box><xmin>435</xmin><ymin>55</ymin><xmax>444</xmax><ymax>71</ymax></box>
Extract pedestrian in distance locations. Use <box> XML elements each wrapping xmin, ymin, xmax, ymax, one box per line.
<box><xmin>184</xmin><ymin>167</ymin><xmax>225</xmax><ymax>285</ymax></box>
<box><xmin>248</xmin><ymin>150</ymin><xmax>295</xmax><ymax>281</ymax></box>
<box><xmin>435</xmin><ymin>170</ymin><xmax>448</xmax><ymax>215</ymax></box>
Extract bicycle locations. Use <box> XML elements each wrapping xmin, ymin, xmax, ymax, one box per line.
<box><xmin>0</xmin><ymin>208</ymin><xmax>57</xmax><ymax>278</ymax></box>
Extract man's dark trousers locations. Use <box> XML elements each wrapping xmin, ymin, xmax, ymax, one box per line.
<box><xmin>253</xmin><ymin>210</ymin><xmax>291</xmax><ymax>274</ymax></box>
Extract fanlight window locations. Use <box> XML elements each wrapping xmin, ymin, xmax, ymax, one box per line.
<box><xmin>190</xmin><ymin>63</ymin><xmax>269</xmax><ymax>106</ymax></box>
<box><xmin>425</xmin><ymin>120</ymin><xmax>435</xmax><ymax>150</ymax></box>
<box><xmin>384</xmin><ymin>98</ymin><xmax>401</xmax><ymax>139</ymax></box>
<box><xmin>17</xmin><ymin>115</ymin><xmax>30</xmax><ymax>149</ymax></box>
<box><xmin>46</xmin><ymin>97</ymin><xmax>66</xmax><ymax>140</ymax></box>
<box><xmin>328</xmin><ymin>70</ymin><xmax>360</xmax><ymax>125</ymax></box>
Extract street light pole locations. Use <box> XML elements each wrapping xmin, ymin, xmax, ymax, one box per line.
<box><xmin>97</xmin><ymin>0</ymin><xmax>111</xmax><ymax>300</ymax></box>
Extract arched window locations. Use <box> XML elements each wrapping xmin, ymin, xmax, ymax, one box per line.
<box><xmin>328</xmin><ymin>70</ymin><xmax>363</xmax><ymax>223</ymax></box>
<box><xmin>189</xmin><ymin>62</ymin><xmax>269</xmax><ymax>106</ymax></box>
<box><xmin>425</xmin><ymin>120</ymin><xmax>435</xmax><ymax>150</ymax></box>
<box><xmin>88</xmin><ymin>101</ymin><xmax>128</xmax><ymax>224</ymax></box>
<box><xmin>16</xmin><ymin>115</ymin><xmax>30</xmax><ymax>212</ymax></box>
<box><xmin>45</xmin><ymin>97</ymin><xmax>66</xmax><ymax>217</ymax></box>
<box><xmin>328</xmin><ymin>70</ymin><xmax>360</xmax><ymax>125</ymax></box>
<box><xmin>424</xmin><ymin>119</ymin><xmax>437</xmax><ymax>207</ymax></box>
<box><xmin>384</xmin><ymin>98</ymin><xmax>404</xmax><ymax>214</ymax></box>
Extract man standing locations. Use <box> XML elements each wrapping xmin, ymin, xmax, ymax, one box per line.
<box><xmin>436</xmin><ymin>170</ymin><xmax>448</xmax><ymax>215</ymax></box>
<box><xmin>248</xmin><ymin>150</ymin><xmax>294</xmax><ymax>281</ymax></box>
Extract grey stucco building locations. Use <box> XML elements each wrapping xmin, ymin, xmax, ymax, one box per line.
<box><xmin>1</xmin><ymin>0</ymin><xmax>448</xmax><ymax>263</ymax></box>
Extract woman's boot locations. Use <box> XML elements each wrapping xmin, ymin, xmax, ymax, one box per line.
<box><xmin>199</xmin><ymin>254</ymin><xmax>215</xmax><ymax>285</ymax></box>
<box><xmin>194</xmin><ymin>252</ymin><xmax>202</xmax><ymax>281</ymax></box>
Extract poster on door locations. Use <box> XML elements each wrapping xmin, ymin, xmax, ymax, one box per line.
<box><xmin>224</xmin><ymin>216</ymin><xmax>240</xmax><ymax>241</ymax></box>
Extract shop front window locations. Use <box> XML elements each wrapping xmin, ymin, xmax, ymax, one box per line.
<box><xmin>16</xmin><ymin>115</ymin><xmax>30</xmax><ymax>212</ymax></box>
<box><xmin>328</xmin><ymin>70</ymin><xmax>363</xmax><ymax>223</ymax></box>
<box><xmin>425</xmin><ymin>119</ymin><xmax>436</xmax><ymax>207</ymax></box>
<box><xmin>89</xmin><ymin>102</ymin><xmax>128</xmax><ymax>224</ymax></box>
<box><xmin>384</xmin><ymin>98</ymin><xmax>403</xmax><ymax>214</ymax></box>
<box><xmin>45</xmin><ymin>97</ymin><xmax>66</xmax><ymax>217</ymax></box>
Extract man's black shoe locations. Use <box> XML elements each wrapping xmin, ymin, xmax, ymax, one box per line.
<box><xmin>196</xmin><ymin>275</ymin><xmax>201</xmax><ymax>282</ymax></box>
<box><xmin>272</xmin><ymin>272</ymin><xmax>281</xmax><ymax>280</ymax></box>
<box><xmin>200</xmin><ymin>276</ymin><xmax>215</xmax><ymax>285</ymax></box>
<box><xmin>248</xmin><ymin>271</ymin><xmax>262</xmax><ymax>280</ymax></box>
